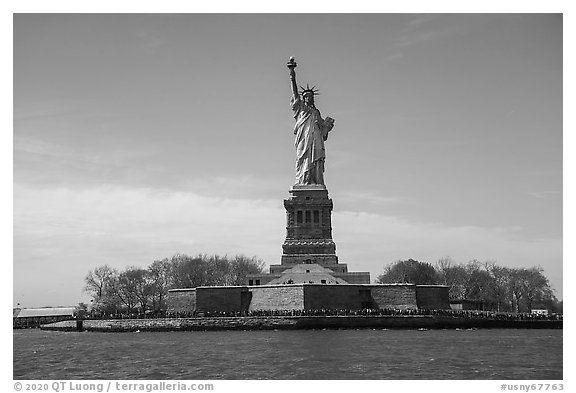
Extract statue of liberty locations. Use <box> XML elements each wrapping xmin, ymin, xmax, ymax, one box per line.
<box><xmin>287</xmin><ymin>57</ymin><xmax>335</xmax><ymax>186</ymax></box>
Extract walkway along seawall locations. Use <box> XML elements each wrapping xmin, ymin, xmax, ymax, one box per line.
<box><xmin>40</xmin><ymin>316</ymin><xmax>562</xmax><ymax>332</ymax></box>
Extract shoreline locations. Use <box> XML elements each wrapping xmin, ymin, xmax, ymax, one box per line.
<box><xmin>38</xmin><ymin>315</ymin><xmax>562</xmax><ymax>332</ymax></box>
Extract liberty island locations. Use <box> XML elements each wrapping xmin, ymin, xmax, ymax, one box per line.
<box><xmin>37</xmin><ymin>58</ymin><xmax>560</xmax><ymax>332</ymax></box>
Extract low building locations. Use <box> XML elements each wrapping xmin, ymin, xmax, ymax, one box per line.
<box><xmin>13</xmin><ymin>307</ymin><xmax>76</xmax><ymax>328</ymax></box>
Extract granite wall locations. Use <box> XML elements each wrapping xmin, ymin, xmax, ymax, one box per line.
<box><xmin>165</xmin><ymin>283</ymin><xmax>450</xmax><ymax>313</ymax></box>
<box><xmin>195</xmin><ymin>286</ymin><xmax>249</xmax><ymax>313</ymax></box>
<box><xmin>248</xmin><ymin>285</ymin><xmax>305</xmax><ymax>311</ymax></box>
<box><xmin>304</xmin><ymin>285</ymin><xmax>365</xmax><ymax>310</ymax></box>
<box><xmin>166</xmin><ymin>289</ymin><xmax>196</xmax><ymax>313</ymax></box>
<box><xmin>370</xmin><ymin>284</ymin><xmax>418</xmax><ymax>310</ymax></box>
<box><xmin>415</xmin><ymin>285</ymin><xmax>450</xmax><ymax>309</ymax></box>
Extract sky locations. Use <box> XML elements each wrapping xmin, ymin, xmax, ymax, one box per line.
<box><xmin>12</xmin><ymin>13</ymin><xmax>564</xmax><ymax>307</ymax></box>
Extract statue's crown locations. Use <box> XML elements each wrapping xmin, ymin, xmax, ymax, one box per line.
<box><xmin>299</xmin><ymin>84</ymin><xmax>320</xmax><ymax>97</ymax></box>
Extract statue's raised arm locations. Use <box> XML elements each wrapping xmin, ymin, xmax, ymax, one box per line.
<box><xmin>287</xmin><ymin>56</ymin><xmax>299</xmax><ymax>101</ymax></box>
<box><xmin>286</xmin><ymin>57</ymin><xmax>335</xmax><ymax>186</ymax></box>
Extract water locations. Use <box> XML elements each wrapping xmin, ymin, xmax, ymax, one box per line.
<box><xmin>14</xmin><ymin>329</ymin><xmax>562</xmax><ymax>380</ymax></box>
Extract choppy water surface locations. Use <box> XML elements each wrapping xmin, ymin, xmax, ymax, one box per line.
<box><xmin>14</xmin><ymin>329</ymin><xmax>562</xmax><ymax>380</ymax></box>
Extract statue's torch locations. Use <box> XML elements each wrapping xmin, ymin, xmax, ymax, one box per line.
<box><xmin>287</xmin><ymin>56</ymin><xmax>297</xmax><ymax>70</ymax></box>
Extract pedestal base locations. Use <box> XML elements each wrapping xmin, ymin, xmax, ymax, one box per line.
<box><xmin>282</xmin><ymin>184</ymin><xmax>337</xmax><ymax>268</ymax></box>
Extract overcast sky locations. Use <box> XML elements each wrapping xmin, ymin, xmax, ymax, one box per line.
<box><xmin>12</xmin><ymin>13</ymin><xmax>563</xmax><ymax>307</ymax></box>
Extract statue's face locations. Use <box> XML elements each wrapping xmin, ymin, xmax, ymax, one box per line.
<box><xmin>303</xmin><ymin>93</ymin><xmax>314</xmax><ymax>105</ymax></box>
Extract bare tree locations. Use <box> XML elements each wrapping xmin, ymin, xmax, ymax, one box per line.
<box><xmin>169</xmin><ymin>254</ymin><xmax>209</xmax><ymax>288</ymax></box>
<box><xmin>508</xmin><ymin>268</ymin><xmax>529</xmax><ymax>313</ymax></box>
<box><xmin>148</xmin><ymin>259</ymin><xmax>172</xmax><ymax>312</ymax></box>
<box><xmin>376</xmin><ymin>259</ymin><xmax>440</xmax><ymax>285</ymax></box>
<box><xmin>229</xmin><ymin>255</ymin><xmax>266</xmax><ymax>285</ymax></box>
<box><xmin>520</xmin><ymin>267</ymin><xmax>552</xmax><ymax>313</ymax></box>
<box><xmin>113</xmin><ymin>267</ymin><xmax>150</xmax><ymax>312</ymax></box>
<box><xmin>436</xmin><ymin>256</ymin><xmax>454</xmax><ymax>286</ymax></box>
<box><xmin>168</xmin><ymin>253</ymin><xmax>266</xmax><ymax>288</ymax></box>
<box><xmin>84</xmin><ymin>265</ymin><xmax>116</xmax><ymax>300</ymax></box>
<box><xmin>463</xmin><ymin>260</ymin><xmax>495</xmax><ymax>307</ymax></box>
<box><xmin>485</xmin><ymin>262</ymin><xmax>512</xmax><ymax>312</ymax></box>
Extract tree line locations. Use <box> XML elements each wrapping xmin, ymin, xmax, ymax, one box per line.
<box><xmin>83</xmin><ymin>254</ymin><xmax>265</xmax><ymax>314</ymax></box>
<box><xmin>376</xmin><ymin>257</ymin><xmax>561</xmax><ymax>313</ymax></box>
<box><xmin>84</xmin><ymin>253</ymin><xmax>561</xmax><ymax>315</ymax></box>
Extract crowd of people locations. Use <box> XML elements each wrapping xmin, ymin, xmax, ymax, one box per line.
<box><xmin>84</xmin><ymin>308</ymin><xmax>562</xmax><ymax>321</ymax></box>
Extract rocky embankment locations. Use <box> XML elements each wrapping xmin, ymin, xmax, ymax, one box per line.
<box><xmin>40</xmin><ymin>316</ymin><xmax>562</xmax><ymax>332</ymax></box>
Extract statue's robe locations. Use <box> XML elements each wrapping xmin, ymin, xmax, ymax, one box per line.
<box><xmin>291</xmin><ymin>96</ymin><xmax>332</xmax><ymax>185</ymax></box>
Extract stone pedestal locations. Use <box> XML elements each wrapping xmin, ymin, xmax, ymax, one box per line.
<box><xmin>281</xmin><ymin>184</ymin><xmax>339</xmax><ymax>266</ymax></box>
<box><xmin>247</xmin><ymin>183</ymin><xmax>371</xmax><ymax>286</ymax></box>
